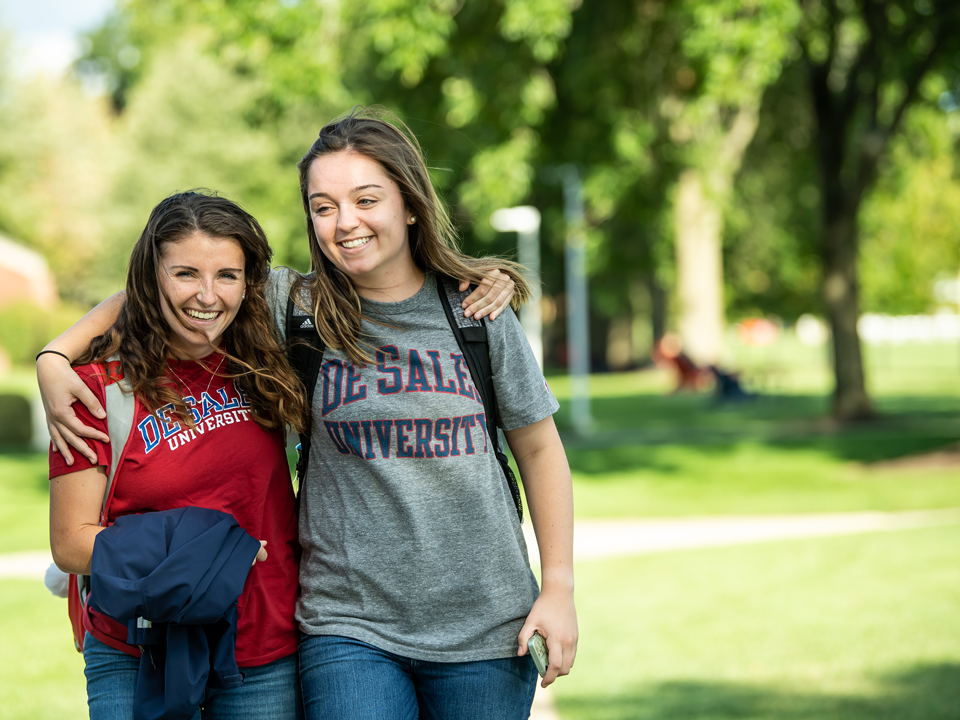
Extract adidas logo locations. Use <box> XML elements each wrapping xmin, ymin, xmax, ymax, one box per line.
<box><xmin>299</xmin><ymin>318</ymin><xmax>315</xmax><ymax>330</ymax></box>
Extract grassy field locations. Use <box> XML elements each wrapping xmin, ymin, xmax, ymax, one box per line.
<box><xmin>0</xmin><ymin>580</ymin><xmax>86</xmax><ymax>720</ymax></box>
<box><xmin>555</xmin><ymin>525</ymin><xmax>960</xmax><ymax>720</ymax></box>
<box><xmin>0</xmin><ymin>453</ymin><xmax>51</xmax><ymax>552</ymax></box>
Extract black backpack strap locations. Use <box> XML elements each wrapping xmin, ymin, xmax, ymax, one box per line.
<box><xmin>285</xmin><ymin>287</ymin><xmax>325</xmax><ymax>493</ymax></box>
<box><xmin>436</xmin><ymin>274</ymin><xmax>523</xmax><ymax>522</ymax></box>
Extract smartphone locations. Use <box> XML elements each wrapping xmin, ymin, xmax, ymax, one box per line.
<box><xmin>528</xmin><ymin>631</ymin><xmax>549</xmax><ymax>678</ymax></box>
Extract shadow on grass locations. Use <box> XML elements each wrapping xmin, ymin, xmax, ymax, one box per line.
<box><xmin>557</xmin><ymin>663</ymin><xmax>960</xmax><ymax>720</ymax></box>
<box><xmin>557</xmin><ymin>393</ymin><xmax>960</xmax><ymax>435</ymax></box>
<box><xmin>554</xmin><ymin>391</ymin><xmax>960</xmax><ymax>470</ymax></box>
<box><xmin>563</xmin><ymin>433</ymin><xmax>960</xmax><ymax>477</ymax></box>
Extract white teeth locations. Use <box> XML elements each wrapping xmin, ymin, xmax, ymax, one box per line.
<box><xmin>184</xmin><ymin>309</ymin><xmax>219</xmax><ymax>320</ymax></box>
<box><xmin>341</xmin><ymin>237</ymin><xmax>371</xmax><ymax>249</ymax></box>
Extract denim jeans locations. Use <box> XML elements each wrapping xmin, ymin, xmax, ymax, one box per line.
<box><xmin>83</xmin><ymin>633</ymin><xmax>303</xmax><ymax>720</ymax></box>
<box><xmin>298</xmin><ymin>634</ymin><xmax>537</xmax><ymax>720</ymax></box>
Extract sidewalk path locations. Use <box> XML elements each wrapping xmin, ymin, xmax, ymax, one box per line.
<box><xmin>4</xmin><ymin>507</ymin><xmax>959</xmax><ymax>720</ymax></box>
<box><xmin>522</xmin><ymin>507</ymin><xmax>960</xmax><ymax>566</ymax></box>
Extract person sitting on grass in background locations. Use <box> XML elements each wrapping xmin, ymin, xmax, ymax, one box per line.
<box><xmin>653</xmin><ymin>332</ymin><xmax>706</xmax><ymax>393</ymax></box>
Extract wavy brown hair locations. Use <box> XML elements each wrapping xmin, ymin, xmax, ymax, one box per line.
<box><xmin>76</xmin><ymin>191</ymin><xmax>307</xmax><ymax>432</ymax></box>
<box><xmin>294</xmin><ymin>106</ymin><xmax>530</xmax><ymax>366</ymax></box>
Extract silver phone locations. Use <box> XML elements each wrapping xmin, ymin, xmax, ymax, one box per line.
<box><xmin>528</xmin><ymin>631</ymin><xmax>549</xmax><ymax>678</ymax></box>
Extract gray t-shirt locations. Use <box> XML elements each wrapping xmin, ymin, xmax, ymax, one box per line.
<box><xmin>266</xmin><ymin>268</ymin><xmax>559</xmax><ymax>661</ymax></box>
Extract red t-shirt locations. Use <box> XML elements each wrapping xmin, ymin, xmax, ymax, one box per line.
<box><xmin>49</xmin><ymin>355</ymin><xmax>300</xmax><ymax>667</ymax></box>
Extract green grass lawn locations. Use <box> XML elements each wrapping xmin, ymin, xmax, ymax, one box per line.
<box><xmin>555</xmin><ymin>524</ymin><xmax>960</xmax><ymax>720</ymax></box>
<box><xmin>0</xmin><ymin>580</ymin><xmax>86</xmax><ymax>720</ymax></box>
<box><xmin>568</xmin><ymin>438</ymin><xmax>960</xmax><ymax>518</ymax></box>
<box><xmin>0</xmin><ymin>452</ymin><xmax>51</xmax><ymax>552</ymax></box>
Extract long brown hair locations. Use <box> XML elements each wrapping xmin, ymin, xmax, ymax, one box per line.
<box><xmin>295</xmin><ymin>106</ymin><xmax>530</xmax><ymax>365</ymax></box>
<box><xmin>77</xmin><ymin>191</ymin><xmax>307</xmax><ymax>432</ymax></box>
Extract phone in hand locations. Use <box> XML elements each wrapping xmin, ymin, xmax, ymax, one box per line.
<box><xmin>528</xmin><ymin>631</ymin><xmax>549</xmax><ymax>678</ymax></box>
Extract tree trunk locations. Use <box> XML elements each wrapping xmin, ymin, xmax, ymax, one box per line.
<box><xmin>648</xmin><ymin>273</ymin><xmax>667</xmax><ymax>348</ymax></box>
<box><xmin>674</xmin><ymin>168</ymin><xmax>725</xmax><ymax>365</ymax></box>
<box><xmin>821</xmin><ymin>204</ymin><xmax>873</xmax><ymax>420</ymax></box>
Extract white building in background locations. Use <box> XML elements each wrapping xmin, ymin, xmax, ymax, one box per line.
<box><xmin>0</xmin><ymin>232</ymin><xmax>58</xmax><ymax>310</ymax></box>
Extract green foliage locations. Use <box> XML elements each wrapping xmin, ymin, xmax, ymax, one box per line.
<box><xmin>0</xmin><ymin>303</ymin><xmax>85</xmax><ymax>366</ymax></box>
<box><xmin>100</xmin><ymin>37</ymin><xmax>306</xmax><ymax>282</ymax></box>
<box><xmin>670</xmin><ymin>0</ymin><xmax>801</xmax><ymax>170</ymax></box>
<box><xmin>859</xmin><ymin>106</ymin><xmax>960</xmax><ymax>314</ymax></box>
<box><xmin>682</xmin><ymin>0</ymin><xmax>801</xmax><ymax>109</ymax></box>
<box><xmin>498</xmin><ymin>0</ymin><xmax>579</xmax><ymax>63</ymax></box>
<box><xmin>0</xmin><ymin>73</ymin><xmax>114</xmax><ymax>304</ymax></box>
<box><xmin>359</xmin><ymin>0</ymin><xmax>459</xmax><ymax>87</ymax></box>
<box><xmin>723</xmin><ymin>58</ymin><xmax>822</xmax><ymax>321</ymax></box>
<box><xmin>0</xmin><ymin>395</ymin><xmax>31</xmax><ymax>447</ymax></box>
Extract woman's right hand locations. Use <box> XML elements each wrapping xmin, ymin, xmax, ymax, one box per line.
<box><xmin>37</xmin><ymin>353</ymin><xmax>108</xmax><ymax>465</ymax></box>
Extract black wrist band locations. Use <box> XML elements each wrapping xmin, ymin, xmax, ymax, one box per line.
<box><xmin>36</xmin><ymin>349</ymin><xmax>71</xmax><ymax>363</ymax></box>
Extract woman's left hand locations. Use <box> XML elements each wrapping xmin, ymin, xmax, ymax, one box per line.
<box><xmin>459</xmin><ymin>269</ymin><xmax>516</xmax><ymax>320</ymax></box>
<box><xmin>517</xmin><ymin>585</ymin><xmax>578</xmax><ymax>688</ymax></box>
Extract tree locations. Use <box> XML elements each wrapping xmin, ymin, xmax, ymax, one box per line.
<box><xmin>662</xmin><ymin>0</ymin><xmax>801</xmax><ymax>364</ymax></box>
<box><xmin>0</xmin><ymin>35</ymin><xmax>114</xmax><ymax>304</ymax></box>
<box><xmin>796</xmin><ymin>0</ymin><xmax>960</xmax><ymax>419</ymax></box>
<box><xmin>859</xmin><ymin>105</ymin><xmax>960</xmax><ymax>314</ymax></box>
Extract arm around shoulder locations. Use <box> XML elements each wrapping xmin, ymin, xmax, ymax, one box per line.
<box><xmin>37</xmin><ymin>293</ymin><xmax>124</xmax><ymax>464</ymax></box>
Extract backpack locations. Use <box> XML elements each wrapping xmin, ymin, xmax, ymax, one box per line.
<box><xmin>65</xmin><ymin>358</ymin><xmax>138</xmax><ymax>652</ymax></box>
<box><xmin>285</xmin><ymin>274</ymin><xmax>523</xmax><ymax>522</ymax></box>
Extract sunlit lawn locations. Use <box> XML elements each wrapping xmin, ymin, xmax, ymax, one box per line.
<box><xmin>0</xmin><ymin>580</ymin><xmax>86</xmax><ymax>720</ymax></box>
<box><xmin>555</xmin><ymin>525</ymin><xmax>960</xmax><ymax>720</ymax></box>
<box><xmin>567</xmin><ymin>438</ymin><xmax>960</xmax><ymax>518</ymax></box>
<box><xmin>0</xmin><ymin>453</ymin><xmax>51</xmax><ymax>552</ymax></box>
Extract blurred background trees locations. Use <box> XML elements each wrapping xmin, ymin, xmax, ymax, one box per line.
<box><xmin>2</xmin><ymin>0</ymin><xmax>960</xmax><ymax>419</ymax></box>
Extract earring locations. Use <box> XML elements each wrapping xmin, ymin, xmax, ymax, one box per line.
<box><xmin>242</xmin><ymin>292</ymin><xmax>246</xmax><ymax>300</ymax></box>
<box><xmin>408</xmin><ymin>216</ymin><xmax>417</xmax><ymax>225</ymax></box>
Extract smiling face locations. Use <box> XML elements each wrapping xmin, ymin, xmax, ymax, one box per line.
<box><xmin>306</xmin><ymin>150</ymin><xmax>422</xmax><ymax>300</ymax></box>
<box><xmin>158</xmin><ymin>231</ymin><xmax>246</xmax><ymax>359</ymax></box>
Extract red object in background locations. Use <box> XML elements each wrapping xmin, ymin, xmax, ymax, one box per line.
<box><xmin>736</xmin><ymin>318</ymin><xmax>779</xmax><ymax>346</ymax></box>
<box><xmin>653</xmin><ymin>333</ymin><xmax>707</xmax><ymax>392</ymax></box>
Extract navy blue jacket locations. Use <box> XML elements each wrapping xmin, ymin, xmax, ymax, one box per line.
<box><xmin>90</xmin><ymin>506</ymin><xmax>262</xmax><ymax>720</ymax></box>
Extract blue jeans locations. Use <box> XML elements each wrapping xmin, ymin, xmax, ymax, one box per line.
<box><xmin>298</xmin><ymin>634</ymin><xmax>537</xmax><ymax>720</ymax></box>
<box><xmin>83</xmin><ymin>633</ymin><xmax>303</xmax><ymax>720</ymax></box>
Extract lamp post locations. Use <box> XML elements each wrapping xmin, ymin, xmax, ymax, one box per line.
<box><xmin>490</xmin><ymin>205</ymin><xmax>543</xmax><ymax>369</ymax></box>
<box><xmin>558</xmin><ymin>165</ymin><xmax>593</xmax><ymax>435</ymax></box>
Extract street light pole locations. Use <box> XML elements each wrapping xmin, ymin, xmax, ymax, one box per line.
<box><xmin>490</xmin><ymin>205</ymin><xmax>543</xmax><ymax>369</ymax></box>
<box><xmin>559</xmin><ymin>165</ymin><xmax>593</xmax><ymax>435</ymax></box>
